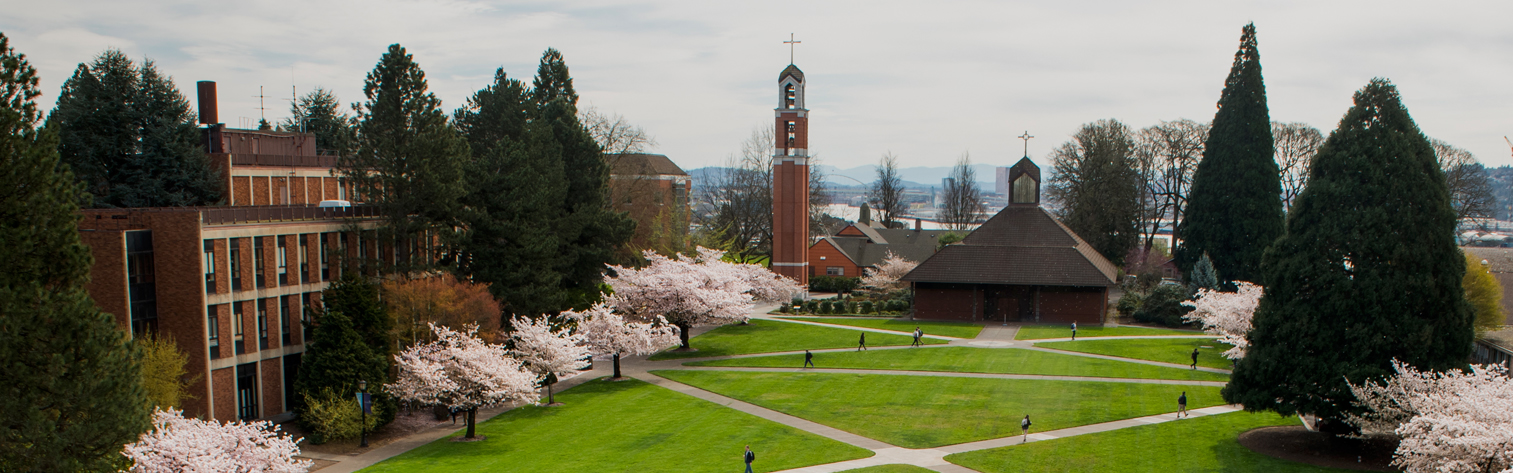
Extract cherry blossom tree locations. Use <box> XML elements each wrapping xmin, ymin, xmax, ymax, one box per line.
<box><xmin>1181</xmin><ymin>281</ymin><xmax>1262</xmax><ymax>360</ymax></box>
<box><xmin>509</xmin><ymin>315</ymin><xmax>590</xmax><ymax>406</ymax></box>
<box><xmin>569</xmin><ymin>304</ymin><xmax>681</xmax><ymax>379</ymax></box>
<box><xmin>861</xmin><ymin>252</ymin><xmax>918</xmax><ymax>293</ymax></box>
<box><xmin>386</xmin><ymin>323</ymin><xmax>537</xmax><ymax>439</ymax></box>
<box><xmin>606</xmin><ymin>247</ymin><xmax>801</xmax><ymax>349</ymax></box>
<box><xmin>1347</xmin><ymin>360</ymin><xmax>1513</xmax><ymax>473</ymax></box>
<box><xmin>122</xmin><ymin>408</ymin><xmax>312</xmax><ymax>473</ymax></box>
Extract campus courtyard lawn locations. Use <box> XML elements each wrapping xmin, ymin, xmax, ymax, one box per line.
<box><xmin>785</xmin><ymin>317</ymin><xmax>985</xmax><ymax>339</ymax></box>
<box><xmin>359</xmin><ymin>378</ymin><xmax>872</xmax><ymax>473</ymax></box>
<box><xmin>945</xmin><ymin>410</ymin><xmax>1355</xmax><ymax>473</ymax></box>
<box><xmin>653</xmin><ymin>370</ymin><xmax>1224</xmax><ymax>449</ymax></box>
<box><xmin>839</xmin><ymin>465</ymin><xmax>938</xmax><ymax>473</ymax></box>
<box><xmin>685</xmin><ymin>347</ymin><xmax>1229</xmax><ymax>382</ymax></box>
<box><xmin>1035</xmin><ymin>338</ymin><xmax>1235</xmax><ymax>370</ymax></box>
<box><xmin>649</xmin><ymin>319</ymin><xmax>942</xmax><ymax>360</ymax></box>
<box><xmin>1014</xmin><ymin>324</ymin><xmax>1204</xmax><ymax>340</ymax></box>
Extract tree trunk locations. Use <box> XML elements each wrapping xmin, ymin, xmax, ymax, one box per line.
<box><xmin>678</xmin><ymin>322</ymin><xmax>691</xmax><ymax>349</ymax></box>
<box><xmin>547</xmin><ymin>380</ymin><xmax>556</xmax><ymax>405</ymax></box>
<box><xmin>465</xmin><ymin>407</ymin><xmax>477</xmax><ymax>438</ymax></box>
<box><xmin>612</xmin><ymin>353</ymin><xmax>622</xmax><ymax>379</ymax></box>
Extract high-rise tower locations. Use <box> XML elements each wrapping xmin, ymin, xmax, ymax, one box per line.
<box><xmin>771</xmin><ymin>64</ymin><xmax>809</xmax><ymax>285</ymax></box>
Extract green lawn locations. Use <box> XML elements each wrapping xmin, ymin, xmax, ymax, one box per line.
<box><xmin>649</xmin><ymin>319</ymin><xmax>943</xmax><ymax>360</ymax></box>
<box><xmin>360</xmin><ymin>378</ymin><xmax>872</xmax><ymax>473</ymax></box>
<box><xmin>1035</xmin><ymin>338</ymin><xmax>1235</xmax><ymax>370</ymax></box>
<box><xmin>685</xmin><ymin>347</ymin><xmax>1229</xmax><ymax>382</ymax></box>
<box><xmin>785</xmin><ymin>317</ymin><xmax>984</xmax><ymax>339</ymax></box>
<box><xmin>1014</xmin><ymin>324</ymin><xmax>1204</xmax><ymax>340</ymax></box>
<box><xmin>654</xmin><ymin>370</ymin><xmax>1224</xmax><ymax>449</ymax></box>
<box><xmin>945</xmin><ymin>410</ymin><xmax>1356</xmax><ymax>473</ymax></box>
<box><xmin>839</xmin><ymin>465</ymin><xmax>938</xmax><ymax>473</ymax></box>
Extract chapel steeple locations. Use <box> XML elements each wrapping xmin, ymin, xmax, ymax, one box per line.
<box><xmin>771</xmin><ymin>59</ymin><xmax>810</xmax><ymax>285</ymax></box>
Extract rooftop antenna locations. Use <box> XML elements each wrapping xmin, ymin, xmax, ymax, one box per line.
<box><xmin>253</xmin><ymin>86</ymin><xmax>267</xmax><ymax>126</ymax></box>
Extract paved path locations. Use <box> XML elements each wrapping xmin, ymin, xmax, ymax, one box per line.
<box><xmin>314</xmin><ymin>309</ymin><xmax>1238</xmax><ymax>473</ymax></box>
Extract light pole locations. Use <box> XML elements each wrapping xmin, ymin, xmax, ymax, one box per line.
<box><xmin>358</xmin><ymin>380</ymin><xmax>368</xmax><ymax>448</ymax></box>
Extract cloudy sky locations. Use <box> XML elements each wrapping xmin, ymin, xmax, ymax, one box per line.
<box><xmin>7</xmin><ymin>1</ymin><xmax>1512</xmax><ymax>171</ymax></box>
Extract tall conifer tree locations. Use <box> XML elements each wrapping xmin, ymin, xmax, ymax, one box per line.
<box><xmin>278</xmin><ymin>88</ymin><xmax>356</xmax><ymax>157</ymax></box>
<box><xmin>50</xmin><ymin>50</ymin><xmax>223</xmax><ymax>208</ymax></box>
<box><xmin>1223</xmin><ymin>79</ymin><xmax>1473</xmax><ymax>429</ymax></box>
<box><xmin>0</xmin><ymin>34</ymin><xmax>149</xmax><ymax>470</ymax></box>
<box><xmin>1178</xmin><ymin>23</ymin><xmax>1284</xmax><ymax>282</ymax></box>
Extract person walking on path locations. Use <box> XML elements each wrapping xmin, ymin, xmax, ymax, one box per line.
<box><xmin>1020</xmin><ymin>415</ymin><xmax>1033</xmax><ymax>443</ymax></box>
<box><xmin>1071</xmin><ymin>322</ymin><xmax>1077</xmax><ymax>341</ymax></box>
<box><xmin>1190</xmin><ymin>347</ymin><xmax>1200</xmax><ymax>369</ymax></box>
<box><xmin>858</xmin><ymin>332</ymin><xmax>867</xmax><ymax>351</ymax></box>
<box><xmin>803</xmin><ymin>349</ymin><xmax>814</xmax><ymax>368</ymax></box>
<box><xmin>911</xmin><ymin>327</ymin><xmax>922</xmax><ymax>347</ymax></box>
<box><xmin>1177</xmin><ymin>391</ymin><xmax>1188</xmax><ymax>418</ymax></box>
<box><xmin>744</xmin><ymin>445</ymin><xmax>756</xmax><ymax>473</ymax></box>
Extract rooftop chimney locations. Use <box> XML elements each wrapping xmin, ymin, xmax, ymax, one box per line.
<box><xmin>915</xmin><ymin>218</ymin><xmax>921</xmax><ymax>231</ymax></box>
<box><xmin>196</xmin><ymin>81</ymin><xmax>218</xmax><ymax>125</ymax></box>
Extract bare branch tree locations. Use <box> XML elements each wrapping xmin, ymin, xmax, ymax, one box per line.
<box><xmin>1272</xmin><ymin>121</ymin><xmax>1324</xmax><ymax>211</ymax></box>
<box><xmin>581</xmin><ymin>106</ymin><xmax>657</xmax><ymax>157</ymax></box>
<box><xmin>869</xmin><ymin>152</ymin><xmax>906</xmax><ymax>229</ymax></box>
<box><xmin>940</xmin><ymin>152</ymin><xmax>985</xmax><ymax>230</ymax></box>
<box><xmin>1134</xmin><ymin>119</ymin><xmax>1207</xmax><ymax>253</ymax></box>
<box><xmin>1432</xmin><ymin>138</ymin><xmax>1496</xmax><ymax>221</ymax></box>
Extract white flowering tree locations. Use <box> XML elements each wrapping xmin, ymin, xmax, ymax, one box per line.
<box><xmin>861</xmin><ymin>252</ymin><xmax>918</xmax><ymax>293</ymax></box>
<box><xmin>510</xmin><ymin>315</ymin><xmax>590</xmax><ymax>406</ymax></box>
<box><xmin>570</xmin><ymin>304</ymin><xmax>681</xmax><ymax>379</ymax></box>
<box><xmin>607</xmin><ymin>247</ymin><xmax>802</xmax><ymax>350</ymax></box>
<box><xmin>122</xmin><ymin>408</ymin><xmax>311</xmax><ymax>473</ymax></box>
<box><xmin>386</xmin><ymin>323</ymin><xmax>538</xmax><ymax>439</ymax></box>
<box><xmin>1347</xmin><ymin>360</ymin><xmax>1513</xmax><ymax>473</ymax></box>
<box><xmin>1181</xmin><ymin>281</ymin><xmax>1262</xmax><ymax>360</ymax></box>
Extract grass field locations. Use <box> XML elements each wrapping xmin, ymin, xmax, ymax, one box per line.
<box><xmin>945</xmin><ymin>411</ymin><xmax>1356</xmax><ymax>473</ymax></box>
<box><xmin>685</xmin><ymin>347</ymin><xmax>1229</xmax><ymax>382</ymax></box>
<box><xmin>653</xmin><ymin>370</ymin><xmax>1224</xmax><ymax>449</ymax></box>
<box><xmin>785</xmin><ymin>317</ymin><xmax>985</xmax><ymax>339</ymax></box>
<box><xmin>839</xmin><ymin>465</ymin><xmax>938</xmax><ymax>473</ymax></box>
<box><xmin>649</xmin><ymin>319</ymin><xmax>943</xmax><ymax>360</ymax></box>
<box><xmin>1035</xmin><ymin>338</ymin><xmax>1235</xmax><ymax>370</ymax></box>
<box><xmin>359</xmin><ymin>378</ymin><xmax>872</xmax><ymax>473</ymax></box>
<box><xmin>1014</xmin><ymin>325</ymin><xmax>1204</xmax><ymax>340</ymax></box>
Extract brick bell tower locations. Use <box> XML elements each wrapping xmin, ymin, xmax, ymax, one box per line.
<box><xmin>771</xmin><ymin>63</ymin><xmax>810</xmax><ymax>286</ymax></box>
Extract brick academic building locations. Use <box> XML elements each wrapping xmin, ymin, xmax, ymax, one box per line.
<box><xmin>76</xmin><ymin>81</ymin><xmax>388</xmax><ymax>422</ymax></box>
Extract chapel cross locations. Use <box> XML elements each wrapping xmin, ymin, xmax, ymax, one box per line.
<box><xmin>784</xmin><ymin>33</ymin><xmax>801</xmax><ymax>64</ymax></box>
<box><xmin>1018</xmin><ymin>131</ymin><xmax>1034</xmax><ymax>157</ymax></box>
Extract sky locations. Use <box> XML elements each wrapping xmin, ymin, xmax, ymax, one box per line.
<box><xmin>6</xmin><ymin>0</ymin><xmax>1513</xmax><ymax>171</ymax></box>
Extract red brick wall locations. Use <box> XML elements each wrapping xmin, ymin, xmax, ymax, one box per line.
<box><xmin>285</xmin><ymin>294</ymin><xmax>302</xmax><ymax>346</ymax></box>
<box><xmin>261</xmin><ymin>359</ymin><xmax>283</xmax><ymax>416</ymax></box>
<box><xmin>809</xmin><ymin>239</ymin><xmax>859</xmax><ymax>277</ymax></box>
<box><xmin>838</xmin><ymin>225</ymin><xmax>866</xmax><ymax>236</ymax></box>
<box><xmin>146</xmin><ymin>212</ymin><xmax>209</xmax><ymax>417</ymax></box>
<box><xmin>260</xmin><ymin>236</ymin><xmax>277</xmax><ymax>289</ymax></box>
<box><xmin>771</xmin><ymin>160</ymin><xmax>809</xmax><ymax>285</ymax></box>
<box><xmin>290</xmin><ymin>177</ymin><xmax>307</xmax><ymax>205</ymax></box>
<box><xmin>211</xmin><ymin>367</ymin><xmax>234</xmax><ymax>421</ymax></box>
<box><xmin>80</xmin><ymin>231</ymin><xmax>129</xmax><ymax>327</ymax></box>
<box><xmin>212</xmin><ymin>239</ymin><xmax>229</xmax><ymax>294</ymax></box>
<box><xmin>1038</xmin><ymin>287</ymin><xmax>1107</xmax><ymax>324</ymax></box>
<box><xmin>323</xmin><ymin>177</ymin><xmax>338</xmax><ymax>201</ymax></box>
<box><xmin>914</xmin><ymin>283</ymin><xmax>980</xmax><ymax>321</ymax></box>
<box><xmin>252</xmin><ymin>177</ymin><xmax>269</xmax><ymax>206</ymax></box>
<box><xmin>236</xmin><ymin>237</ymin><xmax>255</xmax><ymax>293</ymax></box>
<box><xmin>272</xmin><ymin>177</ymin><xmax>288</xmax><ymax>205</ymax></box>
<box><xmin>238</xmin><ymin>300</ymin><xmax>256</xmax><ymax>355</ymax></box>
<box><xmin>232</xmin><ymin>177</ymin><xmax>251</xmax><ymax>206</ymax></box>
<box><xmin>282</xmin><ymin>234</ymin><xmax>297</xmax><ymax>286</ymax></box>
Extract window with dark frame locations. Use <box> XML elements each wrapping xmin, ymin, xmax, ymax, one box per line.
<box><xmin>827</xmin><ymin>266</ymin><xmax>844</xmax><ymax>276</ymax></box>
<box><xmin>299</xmin><ymin>234</ymin><xmax>310</xmax><ymax>284</ymax></box>
<box><xmin>233</xmin><ymin>302</ymin><xmax>245</xmax><ymax>354</ymax></box>
<box><xmin>319</xmin><ymin>233</ymin><xmax>331</xmax><ymax>281</ymax></box>
<box><xmin>257</xmin><ymin>299</ymin><xmax>269</xmax><ymax>350</ymax></box>
<box><xmin>253</xmin><ymin>238</ymin><xmax>266</xmax><ymax>288</ymax></box>
<box><xmin>301</xmin><ymin>293</ymin><xmax>313</xmax><ymax>341</ymax></box>
<box><xmin>204</xmin><ymin>240</ymin><xmax>216</xmax><ymax>293</ymax></box>
<box><xmin>126</xmin><ymin>231</ymin><xmax>158</xmax><ymax>336</ymax></box>
<box><xmin>280</xmin><ymin>297</ymin><xmax>291</xmax><ymax>345</ymax></box>
<box><xmin>229</xmin><ymin>239</ymin><xmax>242</xmax><ymax>291</ymax></box>
<box><xmin>276</xmin><ymin>237</ymin><xmax>288</xmax><ymax>285</ymax></box>
<box><xmin>207</xmin><ymin>305</ymin><xmax>220</xmax><ymax>359</ymax></box>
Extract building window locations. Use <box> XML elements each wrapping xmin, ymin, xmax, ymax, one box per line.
<box><xmin>236</xmin><ymin>363</ymin><xmax>258</xmax><ymax>420</ymax></box>
<box><xmin>280</xmin><ymin>297</ymin><xmax>291</xmax><ymax>346</ymax></box>
<box><xmin>126</xmin><ymin>231</ymin><xmax>158</xmax><ymax>337</ymax></box>
<box><xmin>827</xmin><ymin>266</ymin><xmax>844</xmax><ymax>276</ymax></box>
<box><xmin>233</xmin><ymin>302</ymin><xmax>245</xmax><ymax>354</ymax></box>
<box><xmin>277</xmin><ymin>237</ymin><xmax>288</xmax><ymax>285</ymax></box>
<box><xmin>253</xmin><ymin>238</ymin><xmax>266</xmax><ymax>288</ymax></box>
<box><xmin>204</xmin><ymin>240</ymin><xmax>216</xmax><ymax>294</ymax></box>
<box><xmin>301</xmin><ymin>293</ymin><xmax>313</xmax><ymax>341</ymax></box>
<box><xmin>319</xmin><ymin>233</ymin><xmax>331</xmax><ymax>281</ymax></box>
<box><xmin>207</xmin><ymin>305</ymin><xmax>220</xmax><ymax>359</ymax></box>
<box><xmin>299</xmin><ymin>234</ymin><xmax>310</xmax><ymax>284</ymax></box>
<box><xmin>229</xmin><ymin>239</ymin><xmax>242</xmax><ymax>291</ymax></box>
<box><xmin>257</xmin><ymin>299</ymin><xmax>269</xmax><ymax>350</ymax></box>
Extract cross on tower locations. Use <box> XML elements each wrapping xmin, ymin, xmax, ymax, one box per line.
<box><xmin>784</xmin><ymin>33</ymin><xmax>801</xmax><ymax>64</ymax></box>
<box><xmin>1018</xmin><ymin>131</ymin><xmax>1034</xmax><ymax>157</ymax></box>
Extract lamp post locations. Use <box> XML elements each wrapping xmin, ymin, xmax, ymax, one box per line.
<box><xmin>358</xmin><ymin>380</ymin><xmax>368</xmax><ymax>448</ymax></box>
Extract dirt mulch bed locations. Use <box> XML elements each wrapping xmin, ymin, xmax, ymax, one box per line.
<box><xmin>283</xmin><ymin>409</ymin><xmax>459</xmax><ymax>466</ymax></box>
<box><xmin>1238</xmin><ymin>425</ymin><xmax>1400</xmax><ymax>471</ymax></box>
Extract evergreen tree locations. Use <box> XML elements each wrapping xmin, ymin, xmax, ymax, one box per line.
<box><xmin>278</xmin><ymin>88</ymin><xmax>357</xmax><ymax>157</ymax></box>
<box><xmin>1190</xmin><ymin>252</ymin><xmax>1219</xmax><ymax>292</ymax></box>
<box><xmin>0</xmin><ymin>34</ymin><xmax>149</xmax><ymax>471</ymax></box>
<box><xmin>322</xmin><ymin>274</ymin><xmax>392</xmax><ymax>358</ymax></box>
<box><xmin>1222</xmin><ymin>79</ymin><xmax>1474</xmax><ymax>430</ymax></box>
<box><xmin>531</xmin><ymin>48</ymin><xmax>578</xmax><ymax>109</ymax></box>
<box><xmin>50</xmin><ymin>49</ymin><xmax>223</xmax><ymax>208</ymax></box>
<box><xmin>256</xmin><ymin>118</ymin><xmax>271</xmax><ymax>130</ymax></box>
<box><xmin>1046</xmin><ymin>119</ymin><xmax>1142</xmax><ymax>266</ymax></box>
<box><xmin>1178</xmin><ymin>23</ymin><xmax>1285</xmax><ymax>283</ymax></box>
<box><xmin>295</xmin><ymin>309</ymin><xmax>393</xmax><ymax>431</ymax></box>
<box><xmin>345</xmin><ymin>44</ymin><xmax>468</xmax><ymax>271</ymax></box>
<box><xmin>453</xmin><ymin>68</ymin><xmax>570</xmax><ymax>317</ymax></box>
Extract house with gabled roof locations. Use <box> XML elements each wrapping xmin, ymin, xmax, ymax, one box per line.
<box><xmin>809</xmin><ymin>214</ymin><xmax>955</xmax><ymax>278</ymax></box>
<box><xmin>902</xmin><ymin>157</ymin><xmax>1118</xmax><ymax>323</ymax></box>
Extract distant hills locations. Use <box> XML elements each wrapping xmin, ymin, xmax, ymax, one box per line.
<box><xmin>687</xmin><ymin>164</ymin><xmax>1000</xmax><ymax>191</ymax></box>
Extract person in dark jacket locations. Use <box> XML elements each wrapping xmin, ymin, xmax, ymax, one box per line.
<box><xmin>1071</xmin><ymin>321</ymin><xmax>1077</xmax><ymax>341</ymax></box>
<box><xmin>858</xmin><ymin>332</ymin><xmax>867</xmax><ymax>351</ymax></box>
<box><xmin>744</xmin><ymin>445</ymin><xmax>755</xmax><ymax>473</ymax></box>
<box><xmin>1020</xmin><ymin>415</ymin><xmax>1033</xmax><ymax>443</ymax></box>
<box><xmin>1178</xmin><ymin>391</ymin><xmax>1188</xmax><ymax>418</ymax></box>
<box><xmin>1190</xmin><ymin>347</ymin><xmax>1200</xmax><ymax>369</ymax></box>
<box><xmin>804</xmin><ymin>349</ymin><xmax>814</xmax><ymax>368</ymax></box>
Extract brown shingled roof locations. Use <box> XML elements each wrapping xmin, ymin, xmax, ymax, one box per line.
<box><xmin>608</xmin><ymin>153</ymin><xmax>687</xmax><ymax>177</ymax></box>
<box><xmin>903</xmin><ymin>205</ymin><xmax>1117</xmax><ymax>287</ymax></box>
